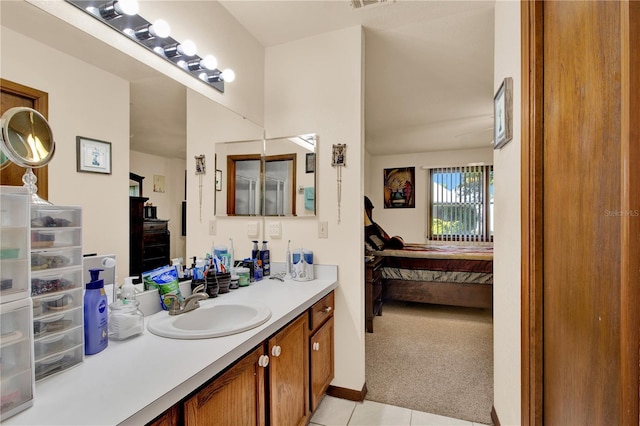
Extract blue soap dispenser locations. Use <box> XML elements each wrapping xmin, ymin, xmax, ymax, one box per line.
<box><xmin>84</xmin><ymin>268</ymin><xmax>108</xmax><ymax>355</ymax></box>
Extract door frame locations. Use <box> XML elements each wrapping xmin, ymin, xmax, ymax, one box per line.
<box><xmin>520</xmin><ymin>1</ymin><xmax>640</xmax><ymax>424</ymax></box>
<box><xmin>520</xmin><ymin>2</ymin><xmax>543</xmax><ymax>424</ymax></box>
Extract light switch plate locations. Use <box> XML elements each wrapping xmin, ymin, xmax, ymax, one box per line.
<box><xmin>268</xmin><ymin>221</ymin><xmax>282</xmax><ymax>238</ymax></box>
<box><xmin>318</xmin><ymin>222</ymin><xmax>328</xmax><ymax>238</ymax></box>
<box><xmin>247</xmin><ymin>221</ymin><xmax>259</xmax><ymax>237</ymax></box>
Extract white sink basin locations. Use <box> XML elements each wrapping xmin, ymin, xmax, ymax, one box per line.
<box><xmin>147</xmin><ymin>300</ymin><xmax>272</xmax><ymax>339</ymax></box>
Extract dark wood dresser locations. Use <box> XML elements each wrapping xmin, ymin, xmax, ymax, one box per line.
<box><xmin>365</xmin><ymin>256</ymin><xmax>384</xmax><ymax>333</ymax></box>
<box><xmin>142</xmin><ymin>219</ymin><xmax>170</xmax><ymax>273</ymax></box>
<box><xmin>130</xmin><ymin>197</ymin><xmax>170</xmax><ymax>277</ymax></box>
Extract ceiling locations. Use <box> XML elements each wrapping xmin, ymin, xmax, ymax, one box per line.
<box><xmin>219</xmin><ymin>0</ymin><xmax>495</xmax><ymax>155</ymax></box>
<box><xmin>1</xmin><ymin>0</ymin><xmax>495</xmax><ymax>159</ymax></box>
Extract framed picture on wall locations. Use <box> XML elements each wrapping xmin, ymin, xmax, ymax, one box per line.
<box><xmin>306</xmin><ymin>153</ymin><xmax>315</xmax><ymax>173</ymax></box>
<box><xmin>383</xmin><ymin>167</ymin><xmax>415</xmax><ymax>208</ymax></box>
<box><xmin>493</xmin><ymin>77</ymin><xmax>513</xmax><ymax>149</ymax></box>
<box><xmin>76</xmin><ymin>136</ymin><xmax>112</xmax><ymax>174</ymax></box>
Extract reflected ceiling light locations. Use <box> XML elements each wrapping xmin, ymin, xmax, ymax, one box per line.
<box><xmin>288</xmin><ymin>134</ymin><xmax>316</xmax><ymax>151</ymax></box>
<box><xmin>66</xmin><ymin>0</ymin><xmax>234</xmax><ymax>93</ymax></box>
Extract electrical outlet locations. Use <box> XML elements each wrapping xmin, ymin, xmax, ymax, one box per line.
<box><xmin>318</xmin><ymin>221</ymin><xmax>328</xmax><ymax>238</ymax></box>
<box><xmin>268</xmin><ymin>221</ymin><xmax>282</xmax><ymax>238</ymax></box>
<box><xmin>247</xmin><ymin>221</ymin><xmax>259</xmax><ymax>237</ymax></box>
<box><xmin>208</xmin><ymin>220</ymin><xmax>216</xmax><ymax>236</ymax></box>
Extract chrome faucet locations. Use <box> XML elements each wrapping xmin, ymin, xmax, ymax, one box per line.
<box><xmin>164</xmin><ymin>284</ymin><xmax>209</xmax><ymax>316</ymax></box>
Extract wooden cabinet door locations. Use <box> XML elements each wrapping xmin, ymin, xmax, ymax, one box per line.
<box><xmin>268</xmin><ymin>314</ymin><xmax>309</xmax><ymax>426</ymax></box>
<box><xmin>184</xmin><ymin>346</ymin><xmax>266</xmax><ymax>426</ymax></box>
<box><xmin>310</xmin><ymin>316</ymin><xmax>334</xmax><ymax>412</ymax></box>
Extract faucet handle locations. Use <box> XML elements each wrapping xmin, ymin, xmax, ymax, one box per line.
<box><xmin>192</xmin><ymin>283</ymin><xmax>206</xmax><ymax>294</ymax></box>
<box><xmin>163</xmin><ymin>294</ymin><xmax>181</xmax><ymax>315</ymax></box>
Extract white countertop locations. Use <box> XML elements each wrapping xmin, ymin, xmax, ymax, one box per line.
<box><xmin>5</xmin><ymin>265</ymin><xmax>338</xmax><ymax>426</ymax></box>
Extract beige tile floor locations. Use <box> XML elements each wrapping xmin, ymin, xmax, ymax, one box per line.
<box><xmin>309</xmin><ymin>396</ymin><xmax>490</xmax><ymax>426</ymax></box>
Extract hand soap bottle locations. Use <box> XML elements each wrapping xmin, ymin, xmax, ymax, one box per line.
<box><xmin>260</xmin><ymin>240</ymin><xmax>270</xmax><ymax>276</ymax></box>
<box><xmin>84</xmin><ymin>268</ymin><xmax>108</xmax><ymax>355</ymax></box>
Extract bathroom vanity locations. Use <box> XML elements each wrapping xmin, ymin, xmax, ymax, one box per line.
<box><xmin>4</xmin><ymin>266</ymin><xmax>337</xmax><ymax>425</ymax></box>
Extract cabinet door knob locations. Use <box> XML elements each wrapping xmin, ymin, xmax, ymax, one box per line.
<box><xmin>271</xmin><ymin>345</ymin><xmax>282</xmax><ymax>357</ymax></box>
<box><xmin>313</xmin><ymin>342</ymin><xmax>320</xmax><ymax>351</ymax></box>
<box><xmin>322</xmin><ymin>306</ymin><xmax>332</xmax><ymax>313</ymax></box>
<box><xmin>258</xmin><ymin>354</ymin><xmax>270</xmax><ymax>367</ymax></box>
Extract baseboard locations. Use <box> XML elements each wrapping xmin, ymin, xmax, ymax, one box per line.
<box><xmin>491</xmin><ymin>405</ymin><xmax>501</xmax><ymax>426</ymax></box>
<box><xmin>327</xmin><ymin>383</ymin><xmax>368</xmax><ymax>401</ymax></box>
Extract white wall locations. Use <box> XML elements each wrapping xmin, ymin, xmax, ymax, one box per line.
<box><xmin>367</xmin><ymin>148</ymin><xmax>493</xmax><ymax>242</ymax></box>
<box><xmin>1</xmin><ymin>26</ymin><xmax>130</xmax><ymax>273</ymax></box>
<box><xmin>129</xmin><ymin>151</ymin><xmax>186</xmax><ymax>261</ymax></box>
<box><xmin>263</xmin><ymin>26</ymin><xmax>366</xmax><ymax>392</ymax></box>
<box><xmin>492</xmin><ymin>1</ymin><xmax>522</xmax><ymax>424</ymax></box>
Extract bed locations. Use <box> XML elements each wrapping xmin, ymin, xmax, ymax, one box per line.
<box><xmin>370</xmin><ymin>243</ymin><xmax>493</xmax><ymax>309</ymax></box>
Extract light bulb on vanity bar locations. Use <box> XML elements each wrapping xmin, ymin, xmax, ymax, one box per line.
<box><xmin>159</xmin><ymin>40</ymin><xmax>198</xmax><ymax>58</ymax></box>
<box><xmin>133</xmin><ymin>19</ymin><xmax>171</xmax><ymax>40</ymax></box>
<box><xmin>186</xmin><ymin>55</ymin><xmax>218</xmax><ymax>71</ymax></box>
<box><xmin>92</xmin><ymin>0</ymin><xmax>139</xmax><ymax>19</ymax></box>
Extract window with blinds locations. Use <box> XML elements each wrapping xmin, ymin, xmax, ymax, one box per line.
<box><xmin>428</xmin><ymin>165</ymin><xmax>494</xmax><ymax>242</ymax></box>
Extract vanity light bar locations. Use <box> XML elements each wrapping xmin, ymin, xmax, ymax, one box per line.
<box><xmin>65</xmin><ymin>0</ymin><xmax>234</xmax><ymax>93</ymax></box>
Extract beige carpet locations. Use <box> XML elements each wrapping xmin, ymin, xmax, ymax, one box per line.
<box><xmin>365</xmin><ymin>301</ymin><xmax>493</xmax><ymax>425</ymax></box>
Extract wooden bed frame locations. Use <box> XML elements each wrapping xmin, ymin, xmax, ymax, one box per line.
<box><xmin>383</xmin><ymin>279</ymin><xmax>493</xmax><ymax>309</ymax></box>
<box><xmin>375</xmin><ymin>244</ymin><xmax>494</xmax><ymax>310</ymax></box>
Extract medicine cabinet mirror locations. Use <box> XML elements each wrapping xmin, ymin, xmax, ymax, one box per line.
<box><xmin>215</xmin><ymin>133</ymin><xmax>317</xmax><ymax>217</ymax></box>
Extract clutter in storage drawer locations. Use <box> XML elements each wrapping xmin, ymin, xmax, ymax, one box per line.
<box><xmin>30</xmin><ymin>204</ymin><xmax>83</xmax><ymax>382</ymax></box>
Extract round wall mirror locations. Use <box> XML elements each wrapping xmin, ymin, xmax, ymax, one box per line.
<box><xmin>0</xmin><ymin>107</ymin><xmax>56</xmax><ymax>204</ymax></box>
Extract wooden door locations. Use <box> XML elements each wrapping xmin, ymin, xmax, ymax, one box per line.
<box><xmin>183</xmin><ymin>345</ymin><xmax>266</xmax><ymax>426</ymax></box>
<box><xmin>268</xmin><ymin>314</ymin><xmax>309</xmax><ymax>426</ymax></box>
<box><xmin>0</xmin><ymin>79</ymin><xmax>49</xmax><ymax>199</ymax></box>
<box><xmin>522</xmin><ymin>1</ymin><xmax>640</xmax><ymax>424</ymax></box>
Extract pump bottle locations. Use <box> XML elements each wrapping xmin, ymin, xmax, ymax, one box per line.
<box><xmin>84</xmin><ymin>268</ymin><xmax>108</xmax><ymax>355</ymax></box>
<box><xmin>260</xmin><ymin>241</ymin><xmax>270</xmax><ymax>276</ymax></box>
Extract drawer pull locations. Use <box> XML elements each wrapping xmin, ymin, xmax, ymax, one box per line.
<box><xmin>322</xmin><ymin>306</ymin><xmax>332</xmax><ymax>313</ymax></box>
<box><xmin>312</xmin><ymin>342</ymin><xmax>320</xmax><ymax>351</ymax></box>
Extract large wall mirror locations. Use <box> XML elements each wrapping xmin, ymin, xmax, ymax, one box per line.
<box><xmin>216</xmin><ymin>133</ymin><xmax>317</xmax><ymax>217</ymax></box>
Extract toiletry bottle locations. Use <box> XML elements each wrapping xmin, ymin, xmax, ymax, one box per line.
<box><xmin>251</xmin><ymin>240</ymin><xmax>259</xmax><ymax>260</ymax></box>
<box><xmin>254</xmin><ymin>259</ymin><xmax>263</xmax><ymax>281</ymax></box>
<box><xmin>121</xmin><ymin>276</ymin><xmax>136</xmax><ymax>304</ymax></box>
<box><xmin>260</xmin><ymin>241</ymin><xmax>270</xmax><ymax>276</ymax></box>
<box><xmin>84</xmin><ymin>268</ymin><xmax>109</xmax><ymax>355</ymax></box>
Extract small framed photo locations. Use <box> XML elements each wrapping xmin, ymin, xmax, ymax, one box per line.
<box><xmin>305</xmin><ymin>153</ymin><xmax>315</xmax><ymax>173</ymax></box>
<box><xmin>215</xmin><ymin>169</ymin><xmax>222</xmax><ymax>191</ymax></box>
<box><xmin>332</xmin><ymin>144</ymin><xmax>346</xmax><ymax>167</ymax></box>
<box><xmin>77</xmin><ymin>136</ymin><xmax>111</xmax><ymax>174</ymax></box>
<box><xmin>493</xmin><ymin>77</ymin><xmax>513</xmax><ymax>149</ymax></box>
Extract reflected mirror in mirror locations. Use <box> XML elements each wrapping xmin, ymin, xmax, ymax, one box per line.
<box><xmin>264</xmin><ymin>134</ymin><xmax>316</xmax><ymax>217</ymax></box>
<box><xmin>215</xmin><ymin>133</ymin><xmax>317</xmax><ymax>217</ymax></box>
<box><xmin>215</xmin><ymin>139</ymin><xmax>264</xmax><ymax>216</ymax></box>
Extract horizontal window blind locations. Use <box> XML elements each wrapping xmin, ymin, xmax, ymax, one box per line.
<box><xmin>429</xmin><ymin>165</ymin><xmax>493</xmax><ymax>242</ymax></box>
